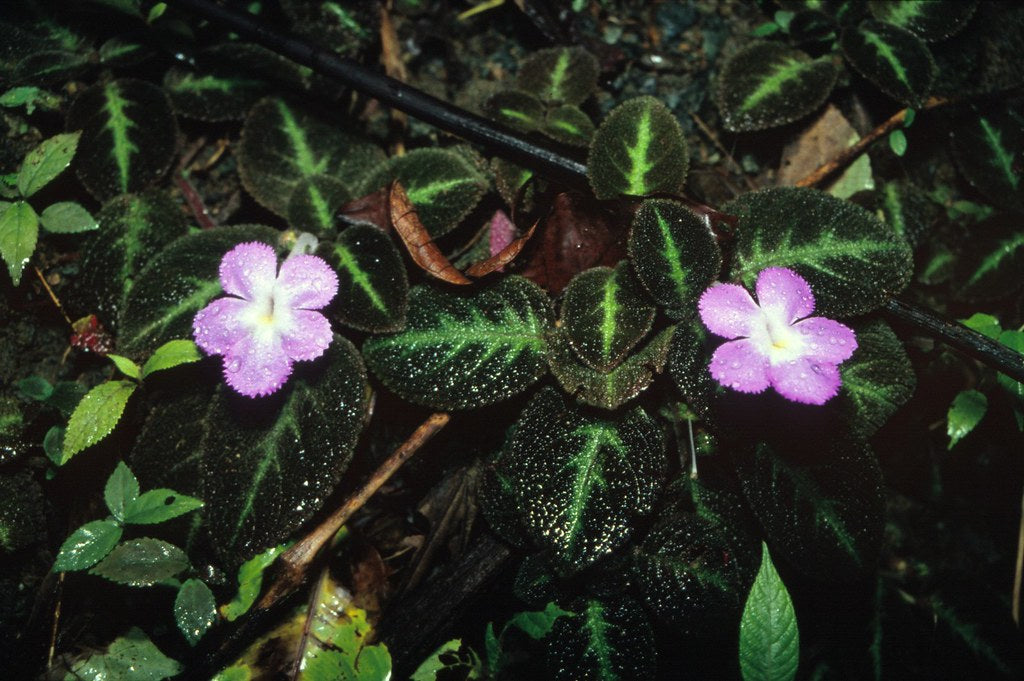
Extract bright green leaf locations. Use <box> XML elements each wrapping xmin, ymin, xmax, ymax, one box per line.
<box><xmin>141</xmin><ymin>339</ymin><xmax>202</xmax><ymax>379</ymax></box>
<box><xmin>947</xmin><ymin>389</ymin><xmax>987</xmax><ymax>449</ymax></box>
<box><xmin>39</xmin><ymin>201</ymin><xmax>98</xmax><ymax>233</ymax></box>
<box><xmin>410</xmin><ymin>639</ymin><xmax>483</xmax><ymax>681</ymax></box>
<box><xmin>90</xmin><ymin>537</ymin><xmax>189</xmax><ymax>586</ymax></box>
<box><xmin>107</xmin><ymin>353</ymin><xmax>142</xmax><ymax>380</ymax></box>
<box><xmin>220</xmin><ymin>543</ymin><xmax>291</xmax><ymax>621</ymax></box>
<box><xmin>0</xmin><ymin>85</ymin><xmax>61</xmax><ymax>114</ymax></box>
<box><xmin>0</xmin><ymin>200</ymin><xmax>39</xmax><ymax>285</ymax></box>
<box><xmin>17</xmin><ymin>131</ymin><xmax>80</xmax><ymax>197</ymax></box>
<box><xmin>960</xmin><ymin>312</ymin><xmax>1002</xmax><ymax>340</ymax></box>
<box><xmin>122</xmin><ymin>488</ymin><xmax>204</xmax><ymax>525</ymax></box>
<box><xmin>996</xmin><ymin>330</ymin><xmax>1024</xmax><ymax>400</ymax></box>
<box><xmin>888</xmin><ymin>129</ymin><xmax>907</xmax><ymax>157</ymax></box>
<box><xmin>63</xmin><ymin>627</ymin><xmax>182</xmax><ymax>681</ymax></box>
<box><xmin>53</xmin><ymin>519</ymin><xmax>123</xmax><ymax>572</ymax></box>
<box><xmin>62</xmin><ymin>380</ymin><xmax>138</xmax><ymax>464</ymax></box>
<box><xmin>739</xmin><ymin>543</ymin><xmax>800</xmax><ymax>681</ymax></box>
<box><xmin>104</xmin><ymin>461</ymin><xmax>140</xmax><ymax>523</ymax></box>
<box><xmin>175</xmin><ymin>578</ymin><xmax>217</xmax><ymax>646</ymax></box>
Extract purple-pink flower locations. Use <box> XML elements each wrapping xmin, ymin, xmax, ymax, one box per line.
<box><xmin>193</xmin><ymin>242</ymin><xmax>338</xmax><ymax>397</ymax></box>
<box><xmin>698</xmin><ymin>267</ymin><xmax>857</xmax><ymax>405</ymax></box>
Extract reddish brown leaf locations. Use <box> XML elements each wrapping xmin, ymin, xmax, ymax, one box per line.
<box><xmin>389</xmin><ymin>182</ymin><xmax>471</xmax><ymax>285</ymax></box>
<box><xmin>339</xmin><ymin>186</ymin><xmax>391</xmax><ymax>232</ymax></box>
<box><xmin>519</xmin><ymin>191</ymin><xmax>630</xmax><ymax>294</ymax></box>
<box><xmin>465</xmin><ymin>218</ymin><xmax>539</xmax><ymax>277</ymax></box>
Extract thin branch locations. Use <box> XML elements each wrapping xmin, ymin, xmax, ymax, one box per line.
<box><xmin>689</xmin><ymin>111</ymin><xmax>758</xmax><ymax>192</ymax></box>
<box><xmin>796</xmin><ymin>97</ymin><xmax>948</xmax><ymax>189</ymax></box>
<box><xmin>1014</xmin><ymin>482</ymin><xmax>1024</xmax><ymax>625</ymax></box>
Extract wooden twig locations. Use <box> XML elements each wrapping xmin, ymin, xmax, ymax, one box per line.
<box><xmin>796</xmin><ymin>97</ymin><xmax>947</xmax><ymax>189</ymax></box>
<box><xmin>174</xmin><ymin>173</ymin><xmax>217</xmax><ymax>229</ymax></box>
<box><xmin>1013</xmin><ymin>482</ymin><xmax>1024</xmax><ymax>625</ymax></box>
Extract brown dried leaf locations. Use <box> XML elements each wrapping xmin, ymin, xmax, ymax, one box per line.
<box><xmin>465</xmin><ymin>219</ymin><xmax>539</xmax><ymax>277</ymax></box>
<box><xmin>389</xmin><ymin>182</ymin><xmax>471</xmax><ymax>285</ymax></box>
<box><xmin>339</xmin><ymin>186</ymin><xmax>391</xmax><ymax>232</ymax></box>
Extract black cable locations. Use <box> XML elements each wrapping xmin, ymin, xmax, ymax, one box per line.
<box><xmin>171</xmin><ymin>0</ymin><xmax>1024</xmax><ymax>384</ymax></box>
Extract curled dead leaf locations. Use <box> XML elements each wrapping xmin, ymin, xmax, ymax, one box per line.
<box><xmin>389</xmin><ymin>181</ymin><xmax>471</xmax><ymax>285</ymax></box>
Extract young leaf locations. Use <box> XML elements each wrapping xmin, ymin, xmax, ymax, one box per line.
<box><xmin>629</xmin><ymin>198</ymin><xmax>722</xmax><ymax>318</ymax></box>
<box><xmin>515</xmin><ymin>46</ymin><xmax>599</xmax><ymax>105</ymax></box>
<box><xmin>363</xmin><ymin>277</ymin><xmax>554</xmax><ymax>410</ymax></box>
<box><xmin>62</xmin><ymin>380</ymin><xmax>138</xmax><ymax>464</ymax></box>
<box><xmin>327</xmin><ymin>223</ymin><xmax>409</xmax><ymax>332</ymax></box>
<box><xmin>107</xmin><ymin>353</ymin><xmax>142</xmax><ymax>380</ymax></box>
<box><xmin>839</xmin><ymin>319</ymin><xmax>916</xmax><ymax>437</ymax></box>
<box><xmin>960</xmin><ymin>312</ymin><xmax>1002</xmax><ymax>340</ymax></box>
<box><xmin>140</xmin><ymin>339</ymin><xmax>202</xmax><ymax>379</ymax></box>
<box><xmin>497</xmin><ymin>388</ymin><xmax>666</xmax><ymax>570</ymax></box>
<box><xmin>53</xmin><ymin>519</ymin><xmax>123</xmax><ymax>572</ymax></box>
<box><xmin>16</xmin><ymin>131</ymin><xmax>80</xmax><ymax>197</ymax></box>
<box><xmin>561</xmin><ymin>262</ymin><xmax>656</xmax><ymax>371</ymax></box>
<box><xmin>90</xmin><ymin>538</ymin><xmax>189</xmax><ymax>586</ymax></box>
<box><xmin>997</xmin><ymin>330</ymin><xmax>1024</xmax><ymax>400</ymax></box>
<box><xmin>0</xmin><ymin>200</ymin><xmax>39</xmax><ymax>285</ymax></box>
<box><xmin>587</xmin><ymin>96</ymin><xmax>689</xmax><ymax>200</ymax></box>
<box><xmin>484</xmin><ymin>90</ymin><xmax>545</xmax><ymax>132</ymax></box>
<box><xmin>39</xmin><ymin>201</ymin><xmax>98</xmax><ymax>233</ymax></box>
<box><xmin>506</xmin><ymin>602</ymin><xmax>574</xmax><ymax>640</ymax></box>
<box><xmin>947</xmin><ymin>389</ymin><xmax>987</xmax><ymax>449</ymax></box>
<box><xmin>739</xmin><ymin>543</ymin><xmax>800</xmax><ymax>681</ymax></box>
<box><xmin>951</xmin><ymin>108</ymin><xmax>1023</xmax><ymax>214</ymax></box>
<box><xmin>546</xmin><ymin>597</ymin><xmax>655</xmax><ymax>681</ymax></box>
<box><xmin>65</xmin><ymin>79</ymin><xmax>178</xmax><ymax>201</ymax></box>
<box><xmin>220</xmin><ymin>543</ymin><xmax>291</xmax><ymax>621</ymax></box>
<box><xmin>840</xmin><ymin>20</ymin><xmax>936</xmax><ymax>107</ymax></box>
<box><xmin>714</xmin><ymin>42</ymin><xmax>838</xmax><ymax>132</ymax></box>
<box><xmin>104</xmin><ymin>461</ymin><xmax>140</xmax><ymax>523</ymax></box>
<box><xmin>175</xmin><ymin>579</ymin><xmax>217</xmax><ymax>646</ymax></box>
<box><xmin>238</xmin><ymin>97</ymin><xmax>385</xmax><ymax>217</ymax></box>
<box><xmin>543</xmin><ymin>104</ymin><xmax>595</xmax><ymax>147</ymax></box>
<box><xmin>361</xmin><ymin>148</ymin><xmax>490</xmax><ymax>237</ymax></box>
<box><xmin>726</xmin><ymin>187</ymin><xmax>913</xmax><ymax>317</ymax></box>
<box><xmin>64</xmin><ymin>627</ymin><xmax>182</xmax><ymax>681</ymax></box>
<box><xmin>868</xmin><ymin>0</ymin><xmax>978</xmax><ymax>41</ymax></box>
<box><xmin>122</xmin><ymin>489</ymin><xmax>204</xmax><ymax>525</ymax></box>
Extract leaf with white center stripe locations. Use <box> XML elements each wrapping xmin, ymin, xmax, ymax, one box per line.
<box><xmin>629</xmin><ymin>198</ymin><xmax>722</xmax><ymax>319</ymax></box>
<box><xmin>545</xmin><ymin>597</ymin><xmax>655</xmax><ymax>681</ymax></box>
<box><xmin>516</xmin><ymin>46</ymin><xmax>599</xmax><ymax>106</ymax></box>
<box><xmin>362</xmin><ymin>276</ymin><xmax>553</xmax><ymax>409</ymax></box>
<box><xmin>497</xmin><ymin>387</ymin><xmax>666</xmax><ymax>571</ymax></box>
<box><xmin>561</xmin><ymin>262</ymin><xmax>655</xmax><ymax>371</ymax></box>
<box><xmin>739</xmin><ymin>543</ymin><xmax>800</xmax><ymax>681</ymax></box>
<box><xmin>238</xmin><ymin>96</ymin><xmax>384</xmax><ymax>218</ymax></box>
<box><xmin>357</xmin><ymin>148</ymin><xmax>490</xmax><ymax>237</ymax></box>
<box><xmin>952</xmin><ymin>107</ymin><xmax>1023</xmax><ymax>213</ymax></box>
<box><xmin>734</xmin><ymin>440</ymin><xmax>884</xmax><ymax>580</ymax></box>
<box><xmin>326</xmin><ymin>223</ymin><xmax>408</xmax><ymax>332</ymax></box>
<box><xmin>868</xmin><ymin>0</ymin><xmax>977</xmax><ymax>41</ymax></box>
<box><xmin>66</xmin><ymin>79</ymin><xmax>178</xmax><ymax>201</ymax></box>
<box><xmin>118</xmin><ymin>224</ymin><xmax>278</xmax><ymax>357</ymax></box>
<box><xmin>587</xmin><ymin>96</ymin><xmax>689</xmax><ymax>200</ymax></box>
<box><xmin>841</xmin><ymin>20</ymin><xmax>935</xmax><ymax>107</ymax></box>
<box><xmin>726</xmin><ymin>187</ymin><xmax>913</xmax><ymax>317</ymax></box>
<box><xmin>714</xmin><ymin>42</ymin><xmax>838</xmax><ymax>132</ymax></box>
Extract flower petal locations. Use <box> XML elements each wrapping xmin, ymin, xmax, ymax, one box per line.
<box><xmin>792</xmin><ymin>317</ymin><xmax>857</xmax><ymax>364</ymax></box>
<box><xmin>769</xmin><ymin>358</ymin><xmax>841</xmax><ymax>405</ymax></box>
<box><xmin>219</xmin><ymin>241</ymin><xmax>278</xmax><ymax>301</ymax></box>
<box><xmin>280</xmin><ymin>310</ymin><xmax>334</xmax><ymax>361</ymax></box>
<box><xmin>709</xmin><ymin>339</ymin><xmax>770</xmax><ymax>394</ymax></box>
<box><xmin>275</xmin><ymin>254</ymin><xmax>339</xmax><ymax>310</ymax></box>
<box><xmin>699</xmin><ymin>283</ymin><xmax>762</xmax><ymax>339</ymax></box>
<box><xmin>193</xmin><ymin>297</ymin><xmax>250</xmax><ymax>356</ymax></box>
<box><xmin>222</xmin><ymin>333</ymin><xmax>292</xmax><ymax>397</ymax></box>
<box><xmin>756</xmin><ymin>267</ymin><xmax>814</xmax><ymax>324</ymax></box>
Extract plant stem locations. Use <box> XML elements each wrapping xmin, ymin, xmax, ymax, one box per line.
<box><xmin>1014</xmin><ymin>481</ymin><xmax>1024</xmax><ymax>625</ymax></box>
<box><xmin>170</xmin><ymin>0</ymin><xmax>1024</xmax><ymax>384</ymax></box>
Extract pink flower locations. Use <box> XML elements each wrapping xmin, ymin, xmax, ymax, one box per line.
<box><xmin>698</xmin><ymin>267</ymin><xmax>856</xmax><ymax>405</ymax></box>
<box><xmin>193</xmin><ymin>242</ymin><xmax>338</xmax><ymax>397</ymax></box>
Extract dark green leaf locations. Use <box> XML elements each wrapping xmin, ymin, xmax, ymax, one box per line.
<box><xmin>123</xmin><ymin>489</ymin><xmax>204</xmax><ymax>525</ymax></box>
<box><xmin>840</xmin><ymin>21</ymin><xmax>935</xmax><ymax>107</ymax></box>
<box><xmin>516</xmin><ymin>46</ymin><xmax>599</xmax><ymax>105</ymax></box>
<box><xmin>868</xmin><ymin>0</ymin><xmax>978</xmax><ymax>41</ymax></box>
<box><xmin>363</xmin><ymin>276</ymin><xmax>553</xmax><ymax>410</ymax></box>
<box><xmin>75</xmin><ymin>190</ymin><xmax>190</xmax><ymax>330</ymax></box>
<box><xmin>357</xmin><ymin>148</ymin><xmax>490</xmax><ymax>237</ymax></box>
<box><xmin>141</xmin><ymin>339</ymin><xmax>202</xmax><ymax>379</ymax></box>
<box><xmin>0</xmin><ymin>472</ymin><xmax>45</xmax><ymax>552</ymax></box>
<box><xmin>629</xmin><ymin>198</ymin><xmax>722</xmax><ymax>318</ymax></box>
<box><xmin>90</xmin><ymin>538</ymin><xmax>189</xmax><ymax>586</ymax></box>
<box><xmin>287</xmin><ymin>175</ymin><xmax>353</xmax><ymax>235</ymax></box>
<box><xmin>66</xmin><ymin>79</ymin><xmax>178</xmax><ymax>201</ymax></box>
<box><xmin>838</xmin><ymin>319</ymin><xmax>915</xmax><ymax>437</ymax></box>
<box><xmin>40</xmin><ymin>201</ymin><xmax>98</xmax><ymax>233</ymax></box>
<box><xmin>47</xmin><ymin>381</ymin><xmax>87</xmax><ymax>417</ymax></box>
<box><xmin>117</xmin><ymin>224</ymin><xmax>278</xmax><ymax>356</ymax></box>
<box><xmin>739</xmin><ymin>543</ymin><xmax>800</xmax><ymax>681</ymax></box>
<box><xmin>62</xmin><ymin>380</ymin><xmax>138</xmax><ymax>464</ymax></box>
<box><xmin>53</xmin><ymin>519</ymin><xmax>123</xmax><ymax>571</ymax></box>
<box><xmin>735</xmin><ymin>440</ymin><xmax>884</xmax><ymax>580</ymax></box>
<box><xmin>97</xmin><ymin>36</ymin><xmax>149</xmax><ymax>67</ymax></box>
<box><xmin>175</xmin><ymin>579</ymin><xmax>217</xmax><ymax>646</ymax></box>
<box><xmin>326</xmin><ymin>224</ymin><xmax>408</xmax><ymax>333</ymax></box>
<box><xmin>561</xmin><ymin>262</ymin><xmax>655</xmax><ymax>371</ymax></box>
<box><xmin>930</xmin><ymin>2</ymin><xmax>1024</xmax><ymax>97</ymax></box>
<box><xmin>497</xmin><ymin>388</ymin><xmax>666</xmax><ymax>571</ymax></box>
<box><xmin>238</xmin><ymin>97</ymin><xmax>384</xmax><ymax>217</ymax></box>
<box><xmin>104</xmin><ymin>461</ymin><xmax>140</xmax><ymax>523</ymax></box>
<box><xmin>63</xmin><ymin>627</ymin><xmax>182</xmax><ymax>681</ymax></box>
<box><xmin>16</xmin><ymin>375</ymin><xmax>53</xmax><ymax>402</ymax></box>
<box><xmin>954</xmin><ymin>216</ymin><xmax>1024</xmax><ymax>300</ymax></box>
<box><xmin>543</xmin><ymin>104</ymin><xmax>595</xmax><ymax>147</ymax></box>
<box><xmin>17</xmin><ymin>131</ymin><xmax>80</xmax><ymax>197</ymax></box>
<box><xmin>0</xmin><ymin>200</ymin><xmax>39</xmax><ymax>285</ymax></box>
<box><xmin>546</xmin><ymin>597</ymin><xmax>654</xmax><ymax>681</ymax></box>
<box><xmin>44</xmin><ymin>427</ymin><xmax>65</xmax><ymax>465</ymax></box>
<box><xmin>714</xmin><ymin>42</ymin><xmax>838</xmax><ymax>132</ymax></box>
<box><xmin>667</xmin><ymin>320</ymin><xmax>717</xmax><ymax>417</ymax></box>
<box><xmin>280</xmin><ymin>0</ymin><xmax>379</xmax><ymax>57</ymax></box>
<box><xmin>951</xmin><ymin>108</ymin><xmax>1023</xmax><ymax>213</ymax></box>
<box><xmin>220</xmin><ymin>543</ymin><xmax>290</xmax><ymax>621</ymax></box>
<box><xmin>547</xmin><ymin>326</ymin><xmax>675</xmax><ymax>410</ymax></box>
<box><xmin>587</xmin><ymin>96</ymin><xmax>689</xmax><ymax>199</ymax></box>
<box><xmin>726</xmin><ymin>187</ymin><xmax>913</xmax><ymax>317</ymax></box>
<box><xmin>13</xmin><ymin>50</ymin><xmax>89</xmax><ymax>87</ymax></box>
<box><xmin>484</xmin><ymin>90</ymin><xmax>545</xmax><ymax>133</ymax></box>
<box><xmin>947</xmin><ymin>389</ymin><xmax>986</xmax><ymax>449</ymax></box>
